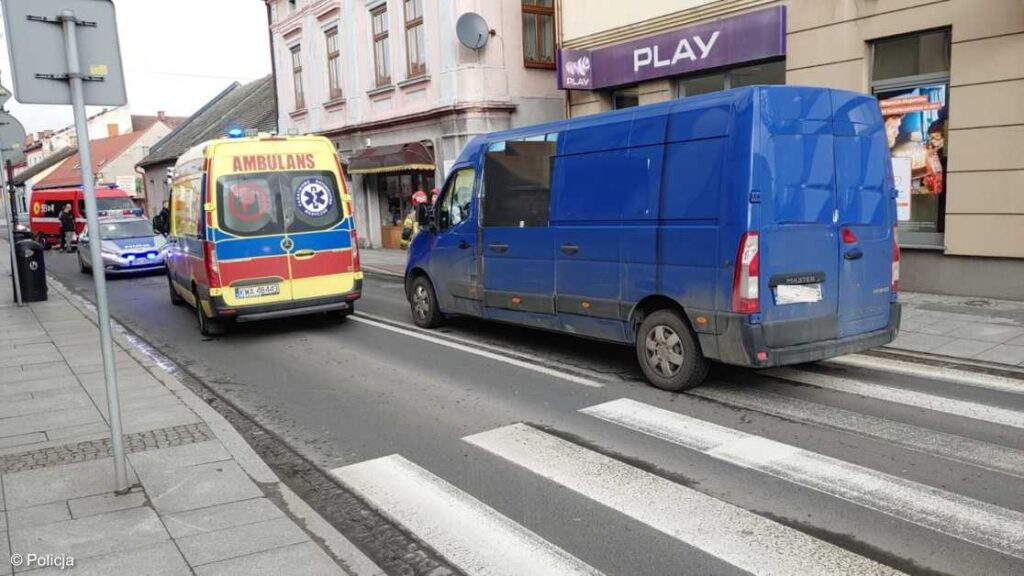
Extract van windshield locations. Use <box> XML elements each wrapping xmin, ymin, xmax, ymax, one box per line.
<box><xmin>79</xmin><ymin>197</ymin><xmax>136</xmax><ymax>212</ymax></box>
<box><xmin>216</xmin><ymin>171</ymin><xmax>343</xmax><ymax>237</ymax></box>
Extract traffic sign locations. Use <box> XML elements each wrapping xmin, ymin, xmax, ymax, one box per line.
<box><xmin>1</xmin><ymin>0</ymin><xmax>126</xmax><ymax>106</ymax></box>
<box><xmin>0</xmin><ymin>84</ymin><xmax>12</xmax><ymax>107</ymax></box>
<box><xmin>0</xmin><ymin>111</ymin><xmax>27</xmax><ymax>164</ymax></box>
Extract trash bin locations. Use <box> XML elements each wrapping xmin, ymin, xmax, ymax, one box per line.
<box><xmin>13</xmin><ymin>223</ymin><xmax>32</xmax><ymax>243</ymax></box>
<box><xmin>13</xmin><ymin>239</ymin><xmax>47</xmax><ymax>302</ymax></box>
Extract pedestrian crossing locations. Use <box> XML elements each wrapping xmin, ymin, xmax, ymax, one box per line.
<box><xmin>330</xmin><ymin>362</ymin><xmax>1024</xmax><ymax>576</ymax></box>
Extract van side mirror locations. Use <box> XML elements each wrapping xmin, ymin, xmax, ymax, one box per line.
<box><xmin>416</xmin><ymin>205</ymin><xmax>433</xmax><ymax>230</ymax></box>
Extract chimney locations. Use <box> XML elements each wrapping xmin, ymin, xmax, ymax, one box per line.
<box><xmin>157</xmin><ymin>111</ymin><xmax>166</xmax><ymax>122</ymax></box>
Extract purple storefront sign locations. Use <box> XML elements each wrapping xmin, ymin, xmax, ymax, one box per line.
<box><xmin>558</xmin><ymin>6</ymin><xmax>786</xmax><ymax>90</ymax></box>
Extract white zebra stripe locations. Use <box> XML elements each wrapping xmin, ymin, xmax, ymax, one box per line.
<box><xmin>691</xmin><ymin>383</ymin><xmax>1024</xmax><ymax>479</ymax></box>
<box><xmin>331</xmin><ymin>454</ymin><xmax>601</xmax><ymax>576</ymax></box>
<box><xmin>465</xmin><ymin>423</ymin><xmax>901</xmax><ymax>576</ymax></box>
<box><xmin>583</xmin><ymin>398</ymin><xmax>1024</xmax><ymax>560</ymax></box>
<box><xmin>764</xmin><ymin>367</ymin><xmax>1024</xmax><ymax>430</ymax></box>
<box><xmin>828</xmin><ymin>354</ymin><xmax>1024</xmax><ymax>396</ymax></box>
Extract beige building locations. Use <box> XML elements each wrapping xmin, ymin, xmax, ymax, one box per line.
<box><xmin>558</xmin><ymin>0</ymin><xmax>1024</xmax><ymax>299</ymax></box>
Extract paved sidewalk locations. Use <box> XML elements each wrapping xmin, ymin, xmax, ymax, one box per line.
<box><xmin>0</xmin><ymin>241</ymin><xmax>382</xmax><ymax>575</ymax></box>
<box><xmin>892</xmin><ymin>292</ymin><xmax>1024</xmax><ymax>367</ymax></box>
<box><xmin>360</xmin><ymin>248</ymin><xmax>1024</xmax><ymax>368</ymax></box>
<box><xmin>359</xmin><ymin>249</ymin><xmax>405</xmax><ymax>278</ymax></box>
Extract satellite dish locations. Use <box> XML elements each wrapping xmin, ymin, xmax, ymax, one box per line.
<box><xmin>456</xmin><ymin>12</ymin><xmax>490</xmax><ymax>50</ymax></box>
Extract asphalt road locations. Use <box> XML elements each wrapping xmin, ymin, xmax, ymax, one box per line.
<box><xmin>44</xmin><ymin>250</ymin><xmax>1024</xmax><ymax>576</ymax></box>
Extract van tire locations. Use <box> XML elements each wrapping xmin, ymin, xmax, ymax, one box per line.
<box><xmin>168</xmin><ymin>273</ymin><xmax>183</xmax><ymax>306</ymax></box>
<box><xmin>78</xmin><ymin>252</ymin><xmax>91</xmax><ymax>274</ymax></box>
<box><xmin>636</xmin><ymin>310</ymin><xmax>708</xmax><ymax>392</ymax></box>
<box><xmin>409</xmin><ymin>275</ymin><xmax>443</xmax><ymax>328</ymax></box>
<box><xmin>194</xmin><ymin>290</ymin><xmax>224</xmax><ymax>336</ymax></box>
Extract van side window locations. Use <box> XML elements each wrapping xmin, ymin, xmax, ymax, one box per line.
<box><xmin>483</xmin><ymin>140</ymin><xmax>555</xmax><ymax>228</ymax></box>
<box><xmin>172</xmin><ymin>178</ymin><xmax>202</xmax><ymax>238</ymax></box>
<box><xmin>438</xmin><ymin>168</ymin><xmax>475</xmax><ymax>231</ymax></box>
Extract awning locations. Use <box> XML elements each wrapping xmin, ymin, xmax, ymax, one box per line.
<box><xmin>347</xmin><ymin>142</ymin><xmax>434</xmax><ymax>175</ymax></box>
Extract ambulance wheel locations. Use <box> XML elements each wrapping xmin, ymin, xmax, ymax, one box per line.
<box><xmin>37</xmin><ymin>234</ymin><xmax>49</xmax><ymax>251</ymax></box>
<box><xmin>636</xmin><ymin>310</ymin><xmax>708</xmax><ymax>392</ymax></box>
<box><xmin>409</xmin><ymin>275</ymin><xmax>443</xmax><ymax>328</ymax></box>
<box><xmin>194</xmin><ymin>290</ymin><xmax>224</xmax><ymax>336</ymax></box>
<box><xmin>168</xmin><ymin>273</ymin><xmax>183</xmax><ymax>306</ymax></box>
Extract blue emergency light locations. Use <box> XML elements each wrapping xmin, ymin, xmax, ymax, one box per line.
<box><xmin>227</xmin><ymin>128</ymin><xmax>245</xmax><ymax>139</ymax></box>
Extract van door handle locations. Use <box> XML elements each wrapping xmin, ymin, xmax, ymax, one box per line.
<box><xmin>844</xmin><ymin>248</ymin><xmax>864</xmax><ymax>261</ymax></box>
<box><xmin>458</xmin><ymin>240</ymin><xmax>471</xmax><ymax>250</ymax></box>
<box><xmin>487</xmin><ymin>242</ymin><xmax>508</xmax><ymax>254</ymax></box>
<box><xmin>293</xmin><ymin>249</ymin><xmax>316</xmax><ymax>260</ymax></box>
<box><xmin>560</xmin><ymin>243</ymin><xmax>580</xmax><ymax>255</ymax></box>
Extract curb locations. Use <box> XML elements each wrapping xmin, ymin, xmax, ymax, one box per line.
<box><xmin>45</xmin><ymin>272</ymin><xmax>385</xmax><ymax>576</ymax></box>
<box><xmin>359</xmin><ymin>264</ymin><xmax>404</xmax><ymax>279</ymax></box>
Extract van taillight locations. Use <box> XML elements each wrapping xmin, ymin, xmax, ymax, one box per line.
<box><xmin>892</xmin><ymin>227</ymin><xmax>900</xmax><ymax>294</ymax></box>
<box><xmin>204</xmin><ymin>241</ymin><xmax>221</xmax><ymax>288</ymax></box>
<box><xmin>350</xmin><ymin>230</ymin><xmax>361</xmax><ymax>272</ymax></box>
<box><xmin>732</xmin><ymin>232</ymin><xmax>760</xmax><ymax>314</ymax></box>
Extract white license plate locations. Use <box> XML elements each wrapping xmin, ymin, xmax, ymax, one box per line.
<box><xmin>235</xmin><ymin>284</ymin><xmax>280</xmax><ymax>299</ymax></box>
<box><xmin>774</xmin><ymin>283</ymin><xmax>823</xmax><ymax>305</ymax></box>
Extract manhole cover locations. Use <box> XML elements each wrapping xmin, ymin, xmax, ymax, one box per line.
<box><xmin>963</xmin><ymin>299</ymin><xmax>992</xmax><ymax>307</ymax></box>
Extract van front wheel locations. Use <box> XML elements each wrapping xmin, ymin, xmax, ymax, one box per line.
<box><xmin>409</xmin><ymin>276</ymin><xmax>443</xmax><ymax>328</ymax></box>
<box><xmin>636</xmin><ymin>310</ymin><xmax>708</xmax><ymax>392</ymax></box>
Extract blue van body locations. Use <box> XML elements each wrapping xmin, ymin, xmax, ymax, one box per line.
<box><xmin>406</xmin><ymin>85</ymin><xmax>900</xmax><ymax>370</ymax></box>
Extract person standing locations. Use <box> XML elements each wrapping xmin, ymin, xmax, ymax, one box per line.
<box><xmin>400</xmin><ymin>190</ymin><xmax>429</xmax><ymax>250</ymax></box>
<box><xmin>153</xmin><ymin>200</ymin><xmax>170</xmax><ymax>236</ymax></box>
<box><xmin>58</xmin><ymin>204</ymin><xmax>76</xmax><ymax>252</ymax></box>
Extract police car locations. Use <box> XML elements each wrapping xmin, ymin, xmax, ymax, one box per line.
<box><xmin>78</xmin><ymin>215</ymin><xmax>167</xmax><ymax>274</ymax></box>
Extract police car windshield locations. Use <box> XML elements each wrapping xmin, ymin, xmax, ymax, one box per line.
<box><xmin>79</xmin><ymin>198</ymin><xmax>136</xmax><ymax>212</ymax></box>
<box><xmin>98</xmin><ymin>220</ymin><xmax>154</xmax><ymax>240</ymax></box>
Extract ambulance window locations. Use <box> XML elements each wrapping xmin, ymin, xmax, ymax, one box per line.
<box><xmin>283</xmin><ymin>171</ymin><xmax>343</xmax><ymax>233</ymax></box>
<box><xmin>217</xmin><ymin>175</ymin><xmax>283</xmax><ymax>236</ymax></box>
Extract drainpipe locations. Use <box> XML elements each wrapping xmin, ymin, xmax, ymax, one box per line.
<box><xmin>264</xmin><ymin>1</ymin><xmax>280</xmax><ymax>131</ymax></box>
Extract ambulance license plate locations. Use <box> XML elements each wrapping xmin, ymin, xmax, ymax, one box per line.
<box><xmin>774</xmin><ymin>283</ymin><xmax>823</xmax><ymax>305</ymax></box>
<box><xmin>235</xmin><ymin>284</ymin><xmax>280</xmax><ymax>299</ymax></box>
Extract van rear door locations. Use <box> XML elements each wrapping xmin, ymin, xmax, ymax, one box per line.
<box><xmin>756</xmin><ymin>88</ymin><xmax>840</xmax><ymax>347</ymax></box>
<box><xmin>833</xmin><ymin>91</ymin><xmax>894</xmax><ymax>337</ymax></box>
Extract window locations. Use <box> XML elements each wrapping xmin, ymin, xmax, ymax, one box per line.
<box><xmin>371</xmin><ymin>5</ymin><xmax>391</xmax><ymax>86</ymax></box>
<box><xmin>522</xmin><ymin>0</ymin><xmax>554</xmax><ymax>68</ymax></box>
<box><xmin>438</xmin><ymin>168</ymin><xmax>475</xmax><ymax>231</ymax></box>
<box><xmin>290</xmin><ymin>45</ymin><xmax>305</xmax><ymax>110</ymax></box>
<box><xmin>871</xmin><ymin>29</ymin><xmax>950</xmax><ymax>245</ymax></box>
<box><xmin>325</xmin><ymin>27</ymin><xmax>342</xmax><ymax>100</ymax></box>
<box><xmin>483</xmin><ymin>141</ymin><xmax>555</xmax><ymax>227</ymax></box>
<box><xmin>404</xmin><ymin>0</ymin><xmax>426</xmax><ymax>78</ymax></box>
<box><xmin>677</xmin><ymin>60</ymin><xmax>784</xmax><ymax>97</ymax></box>
<box><xmin>217</xmin><ymin>171</ymin><xmax>342</xmax><ymax>237</ymax></box>
<box><xmin>612</xmin><ymin>87</ymin><xmax>639</xmax><ymax>110</ymax></box>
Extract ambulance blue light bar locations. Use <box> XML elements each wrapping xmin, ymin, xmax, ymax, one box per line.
<box><xmin>227</xmin><ymin>128</ymin><xmax>245</xmax><ymax>139</ymax></box>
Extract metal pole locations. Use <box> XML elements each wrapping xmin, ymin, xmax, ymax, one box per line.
<box><xmin>0</xmin><ymin>144</ymin><xmax>23</xmax><ymax>306</ymax></box>
<box><xmin>61</xmin><ymin>9</ymin><xmax>128</xmax><ymax>493</ymax></box>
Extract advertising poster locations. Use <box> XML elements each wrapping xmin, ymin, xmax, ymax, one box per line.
<box><xmin>892</xmin><ymin>156</ymin><xmax>912</xmax><ymax>222</ymax></box>
<box><xmin>876</xmin><ymin>85</ymin><xmax>947</xmax><ymax>232</ymax></box>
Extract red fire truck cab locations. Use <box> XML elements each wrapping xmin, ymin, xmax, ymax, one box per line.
<box><xmin>28</xmin><ymin>187</ymin><xmax>140</xmax><ymax>249</ymax></box>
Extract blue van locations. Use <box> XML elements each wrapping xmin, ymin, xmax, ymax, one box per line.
<box><xmin>405</xmin><ymin>86</ymin><xmax>901</xmax><ymax>391</ymax></box>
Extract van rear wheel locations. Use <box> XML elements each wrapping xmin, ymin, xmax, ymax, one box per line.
<box><xmin>636</xmin><ymin>310</ymin><xmax>708</xmax><ymax>392</ymax></box>
<box><xmin>409</xmin><ymin>276</ymin><xmax>443</xmax><ymax>328</ymax></box>
<box><xmin>194</xmin><ymin>290</ymin><xmax>224</xmax><ymax>336</ymax></box>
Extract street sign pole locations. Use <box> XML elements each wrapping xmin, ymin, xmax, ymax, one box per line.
<box><xmin>0</xmin><ymin>144</ymin><xmax>22</xmax><ymax>306</ymax></box>
<box><xmin>61</xmin><ymin>9</ymin><xmax>128</xmax><ymax>493</ymax></box>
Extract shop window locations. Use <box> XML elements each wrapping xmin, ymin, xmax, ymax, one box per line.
<box><xmin>522</xmin><ymin>0</ymin><xmax>555</xmax><ymax>68</ymax></box>
<box><xmin>677</xmin><ymin>60</ymin><xmax>784</xmax><ymax>97</ymax></box>
<box><xmin>290</xmin><ymin>45</ymin><xmax>305</xmax><ymax>110</ymax></box>
<box><xmin>371</xmin><ymin>5</ymin><xmax>391</xmax><ymax>87</ymax></box>
<box><xmin>404</xmin><ymin>0</ymin><xmax>426</xmax><ymax>78</ymax></box>
<box><xmin>871</xmin><ymin>29</ymin><xmax>950</xmax><ymax>246</ymax></box>
<box><xmin>325</xmin><ymin>27</ymin><xmax>342</xmax><ymax>100</ymax></box>
<box><xmin>483</xmin><ymin>140</ymin><xmax>555</xmax><ymax>227</ymax></box>
<box><xmin>612</xmin><ymin>87</ymin><xmax>639</xmax><ymax>110</ymax></box>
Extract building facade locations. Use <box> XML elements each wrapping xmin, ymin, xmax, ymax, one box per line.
<box><xmin>267</xmin><ymin>0</ymin><xmax>563</xmax><ymax>249</ymax></box>
<box><xmin>558</xmin><ymin>0</ymin><xmax>1024</xmax><ymax>300</ymax></box>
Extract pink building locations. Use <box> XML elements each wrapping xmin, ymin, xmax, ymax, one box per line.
<box><xmin>266</xmin><ymin>0</ymin><xmax>563</xmax><ymax>249</ymax></box>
